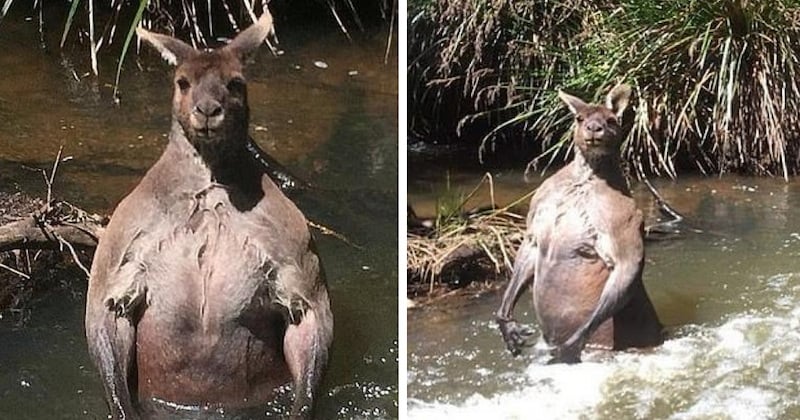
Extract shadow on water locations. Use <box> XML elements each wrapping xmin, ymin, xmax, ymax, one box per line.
<box><xmin>408</xmin><ymin>169</ymin><xmax>800</xmax><ymax>419</ymax></box>
<box><xmin>0</xmin><ymin>5</ymin><xmax>397</xmax><ymax>419</ymax></box>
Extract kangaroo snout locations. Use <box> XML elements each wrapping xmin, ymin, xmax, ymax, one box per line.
<box><xmin>586</xmin><ymin>120</ymin><xmax>603</xmax><ymax>134</ymax></box>
<box><xmin>191</xmin><ymin>98</ymin><xmax>224</xmax><ymax>132</ymax></box>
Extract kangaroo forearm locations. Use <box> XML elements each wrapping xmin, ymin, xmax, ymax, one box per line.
<box><xmin>496</xmin><ymin>242</ymin><xmax>536</xmax><ymax>320</ymax></box>
<box><xmin>567</xmin><ymin>268</ymin><xmax>636</xmax><ymax>346</ymax></box>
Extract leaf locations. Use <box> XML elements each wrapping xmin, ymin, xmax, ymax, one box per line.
<box><xmin>60</xmin><ymin>0</ymin><xmax>81</xmax><ymax>48</ymax></box>
<box><xmin>112</xmin><ymin>0</ymin><xmax>148</xmax><ymax>99</ymax></box>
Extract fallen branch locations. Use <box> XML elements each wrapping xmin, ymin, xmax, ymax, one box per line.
<box><xmin>1</xmin><ymin>147</ymin><xmax>105</xmax><ymax>279</ymax></box>
<box><xmin>0</xmin><ymin>215</ymin><xmax>101</xmax><ymax>253</ymax></box>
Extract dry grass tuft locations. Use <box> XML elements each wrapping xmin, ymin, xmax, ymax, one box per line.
<box><xmin>407</xmin><ymin>175</ymin><xmax>531</xmax><ymax>295</ymax></box>
<box><xmin>408</xmin><ymin>208</ymin><xmax>526</xmax><ymax>292</ymax></box>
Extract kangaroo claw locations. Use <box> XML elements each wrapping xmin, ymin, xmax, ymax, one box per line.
<box><xmin>497</xmin><ymin>319</ymin><xmax>536</xmax><ymax>356</ymax></box>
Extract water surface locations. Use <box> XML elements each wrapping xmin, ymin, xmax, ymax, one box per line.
<box><xmin>409</xmin><ymin>167</ymin><xmax>800</xmax><ymax>419</ymax></box>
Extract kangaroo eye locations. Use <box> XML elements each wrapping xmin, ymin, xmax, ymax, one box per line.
<box><xmin>606</xmin><ymin>117</ymin><xmax>617</xmax><ymax>125</ymax></box>
<box><xmin>176</xmin><ymin>78</ymin><xmax>190</xmax><ymax>92</ymax></box>
<box><xmin>575</xmin><ymin>115</ymin><xmax>584</xmax><ymax>123</ymax></box>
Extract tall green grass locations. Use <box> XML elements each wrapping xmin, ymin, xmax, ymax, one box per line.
<box><xmin>410</xmin><ymin>0</ymin><xmax>800</xmax><ymax>177</ymax></box>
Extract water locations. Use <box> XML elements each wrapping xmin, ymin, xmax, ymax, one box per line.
<box><xmin>408</xmin><ymin>168</ymin><xmax>800</xmax><ymax>419</ymax></box>
<box><xmin>0</xmin><ymin>9</ymin><xmax>397</xmax><ymax>419</ymax></box>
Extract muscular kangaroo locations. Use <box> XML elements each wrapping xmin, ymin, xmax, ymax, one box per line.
<box><xmin>495</xmin><ymin>85</ymin><xmax>663</xmax><ymax>364</ymax></box>
<box><xmin>85</xmin><ymin>11</ymin><xmax>332</xmax><ymax>418</ymax></box>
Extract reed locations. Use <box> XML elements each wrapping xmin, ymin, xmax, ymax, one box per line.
<box><xmin>409</xmin><ymin>0</ymin><xmax>800</xmax><ymax>177</ymax></box>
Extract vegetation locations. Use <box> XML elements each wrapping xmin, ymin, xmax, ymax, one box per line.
<box><xmin>409</xmin><ymin>0</ymin><xmax>800</xmax><ymax>177</ymax></box>
<box><xmin>1</xmin><ymin>0</ymin><xmax>393</xmax><ymax>96</ymax></box>
<box><xmin>407</xmin><ymin>176</ymin><xmax>529</xmax><ymax>297</ymax></box>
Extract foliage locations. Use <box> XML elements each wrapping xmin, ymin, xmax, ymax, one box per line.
<box><xmin>409</xmin><ymin>0</ymin><xmax>800</xmax><ymax>177</ymax></box>
<box><xmin>407</xmin><ymin>175</ymin><xmax>529</xmax><ymax>294</ymax></box>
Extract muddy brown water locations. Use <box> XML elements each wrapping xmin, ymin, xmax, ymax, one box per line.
<box><xmin>409</xmin><ymin>165</ymin><xmax>800</xmax><ymax>419</ymax></box>
<box><xmin>0</xmin><ymin>11</ymin><xmax>397</xmax><ymax>419</ymax></box>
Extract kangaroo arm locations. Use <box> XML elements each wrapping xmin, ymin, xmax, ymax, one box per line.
<box><xmin>556</xmin><ymin>219</ymin><xmax>644</xmax><ymax>363</ymax></box>
<box><xmin>496</xmin><ymin>236</ymin><xmax>537</xmax><ymax>322</ymax></box>
<box><xmin>284</xmin><ymin>290</ymin><xmax>333</xmax><ymax>419</ymax></box>
<box><xmin>495</xmin><ymin>237</ymin><xmax>538</xmax><ymax>356</ymax></box>
<box><xmin>85</xmin><ymin>308</ymin><xmax>139</xmax><ymax>419</ymax></box>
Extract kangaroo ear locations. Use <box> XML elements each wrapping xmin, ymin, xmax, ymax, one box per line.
<box><xmin>605</xmin><ymin>84</ymin><xmax>632</xmax><ymax>117</ymax></box>
<box><xmin>136</xmin><ymin>28</ymin><xmax>195</xmax><ymax>66</ymax></box>
<box><xmin>226</xmin><ymin>10</ymin><xmax>275</xmax><ymax>61</ymax></box>
<box><xmin>558</xmin><ymin>91</ymin><xmax>589</xmax><ymax>116</ymax></box>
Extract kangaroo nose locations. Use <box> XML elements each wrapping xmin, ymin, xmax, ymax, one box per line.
<box><xmin>586</xmin><ymin>120</ymin><xmax>602</xmax><ymax>133</ymax></box>
<box><xmin>193</xmin><ymin>100</ymin><xmax>223</xmax><ymax>118</ymax></box>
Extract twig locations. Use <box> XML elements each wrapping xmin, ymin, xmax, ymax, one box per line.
<box><xmin>478</xmin><ymin>240</ymin><xmax>500</xmax><ymax>273</ymax></box>
<box><xmin>384</xmin><ymin>0</ymin><xmax>396</xmax><ymax>64</ymax></box>
<box><xmin>40</xmin><ymin>146</ymin><xmax>64</xmax><ymax>211</ymax></box>
<box><xmin>25</xmin><ymin>249</ymin><xmax>31</xmax><ymax>274</ymax></box>
<box><xmin>455</xmin><ymin>172</ymin><xmax>496</xmax><ymax>211</ymax></box>
<box><xmin>0</xmin><ymin>262</ymin><xmax>31</xmax><ymax>280</ymax></box>
<box><xmin>488</xmin><ymin>225</ymin><xmax>512</xmax><ymax>271</ymax></box>
<box><xmin>327</xmin><ymin>0</ymin><xmax>352</xmax><ymax>42</ymax></box>
<box><xmin>54</xmin><ymin>232</ymin><xmax>91</xmax><ymax>277</ymax></box>
<box><xmin>308</xmin><ymin>220</ymin><xmax>363</xmax><ymax>250</ymax></box>
<box><xmin>641</xmin><ymin>176</ymin><xmax>684</xmax><ymax>223</ymax></box>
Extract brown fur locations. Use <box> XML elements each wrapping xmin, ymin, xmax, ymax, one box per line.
<box><xmin>496</xmin><ymin>85</ymin><xmax>663</xmax><ymax>363</ymax></box>
<box><xmin>85</xmin><ymin>11</ymin><xmax>332</xmax><ymax>419</ymax></box>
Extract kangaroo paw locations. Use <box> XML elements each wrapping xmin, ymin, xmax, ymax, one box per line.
<box><xmin>497</xmin><ymin>319</ymin><xmax>536</xmax><ymax>357</ymax></box>
<box><xmin>105</xmin><ymin>281</ymin><xmax>147</xmax><ymax>318</ymax></box>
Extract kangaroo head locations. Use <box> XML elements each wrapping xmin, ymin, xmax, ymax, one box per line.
<box><xmin>136</xmin><ymin>12</ymin><xmax>274</xmax><ymax>154</ymax></box>
<box><xmin>558</xmin><ymin>85</ymin><xmax>631</xmax><ymax>160</ymax></box>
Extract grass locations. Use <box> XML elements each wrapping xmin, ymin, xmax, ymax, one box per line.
<box><xmin>408</xmin><ymin>0</ymin><xmax>605</xmax><ymax>148</ymax></box>
<box><xmin>407</xmin><ymin>175</ymin><xmax>531</xmax><ymax>295</ymax></box>
<box><xmin>409</xmin><ymin>0</ymin><xmax>800</xmax><ymax>177</ymax></box>
<box><xmin>609</xmin><ymin>0</ymin><xmax>800</xmax><ymax>178</ymax></box>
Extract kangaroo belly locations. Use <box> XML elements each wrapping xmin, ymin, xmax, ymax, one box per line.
<box><xmin>135</xmin><ymin>307</ymin><xmax>291</xmax><ymax>407</ymax></box>
<box><xmin>133</xmin><ymin>200</ymin><xmax>293</xmax><ymax>407</ymax></box>
<box><xmin>534</xmin><ymin>257</ymin><xmax>613</xmax><ymax>347</ymax></box>
<box><xmin>533</xmin><ymin>256</ymin><xmax>662</xmax><ymax>350</ymax></box>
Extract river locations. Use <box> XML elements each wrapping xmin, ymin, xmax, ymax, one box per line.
<box><xmin>0</xmin><ymin>6</ymin><xmax>397</xmax><ymax>419</ymax></box>
<box><xmin>408</xmin><ymin>164</ymin><xmax>800</xmax><ymax>419</ymax></box>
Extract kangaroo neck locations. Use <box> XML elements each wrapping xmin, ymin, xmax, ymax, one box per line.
<box><xmin>571</xmin><ymin>148</ymin><xmax>629</xmax><ymax>194</ymax></box>
<box><xmin>168</xmin><ymin>120</ymin><xmax>255</xmax><ymax>186</ymax></box>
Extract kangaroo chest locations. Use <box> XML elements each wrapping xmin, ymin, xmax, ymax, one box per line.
<box><xmin>141</xmin><ymin>183</ymin><xmax>288</xmax><ymax>328</ymax></box>
<box><xmin>532</xmin><ymin>177</ymin><xmax>630</xmax><ymax>260</ymax></box>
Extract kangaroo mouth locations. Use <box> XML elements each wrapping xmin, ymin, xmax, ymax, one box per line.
<box><xmin>196</xmin><ymin>127</ymin><xmax>213</xmax><ymax>137</ymax></box>
<box><xmin>192</xmin><ymin>126</ymin><xmax>219</xmax><ymax>141</ymax></box>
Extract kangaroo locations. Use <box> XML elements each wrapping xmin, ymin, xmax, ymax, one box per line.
<box><xmin>84</xmin><ymin>11</ymin><xmax>333</xmax><ymax>418</ymax></box>
<box><xmin>495</xmin><ymin>85</ymin><xmax>663</xmax><ymax>364</ymax></box>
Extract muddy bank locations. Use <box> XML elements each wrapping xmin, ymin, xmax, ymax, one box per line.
<box><xmin>0</xmin><ymin>191</ymin><xmax>40</xmax><ymax>313</ymax></box>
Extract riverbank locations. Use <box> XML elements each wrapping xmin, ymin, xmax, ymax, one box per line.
<box><xmin>408</xmin><ymin>206</ymin><xmax>525</xmax><ymax>300</ymax></box>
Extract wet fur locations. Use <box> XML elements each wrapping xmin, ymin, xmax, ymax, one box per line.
<box><xmin>85</xmin><ymin>11</ymin><xmax>332</xmax><ymax>419</ymax></box>
<box><xmin>496</xmin><ymin>85</ymin><xmax>663</xmax><ymax>363</ymax></box>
